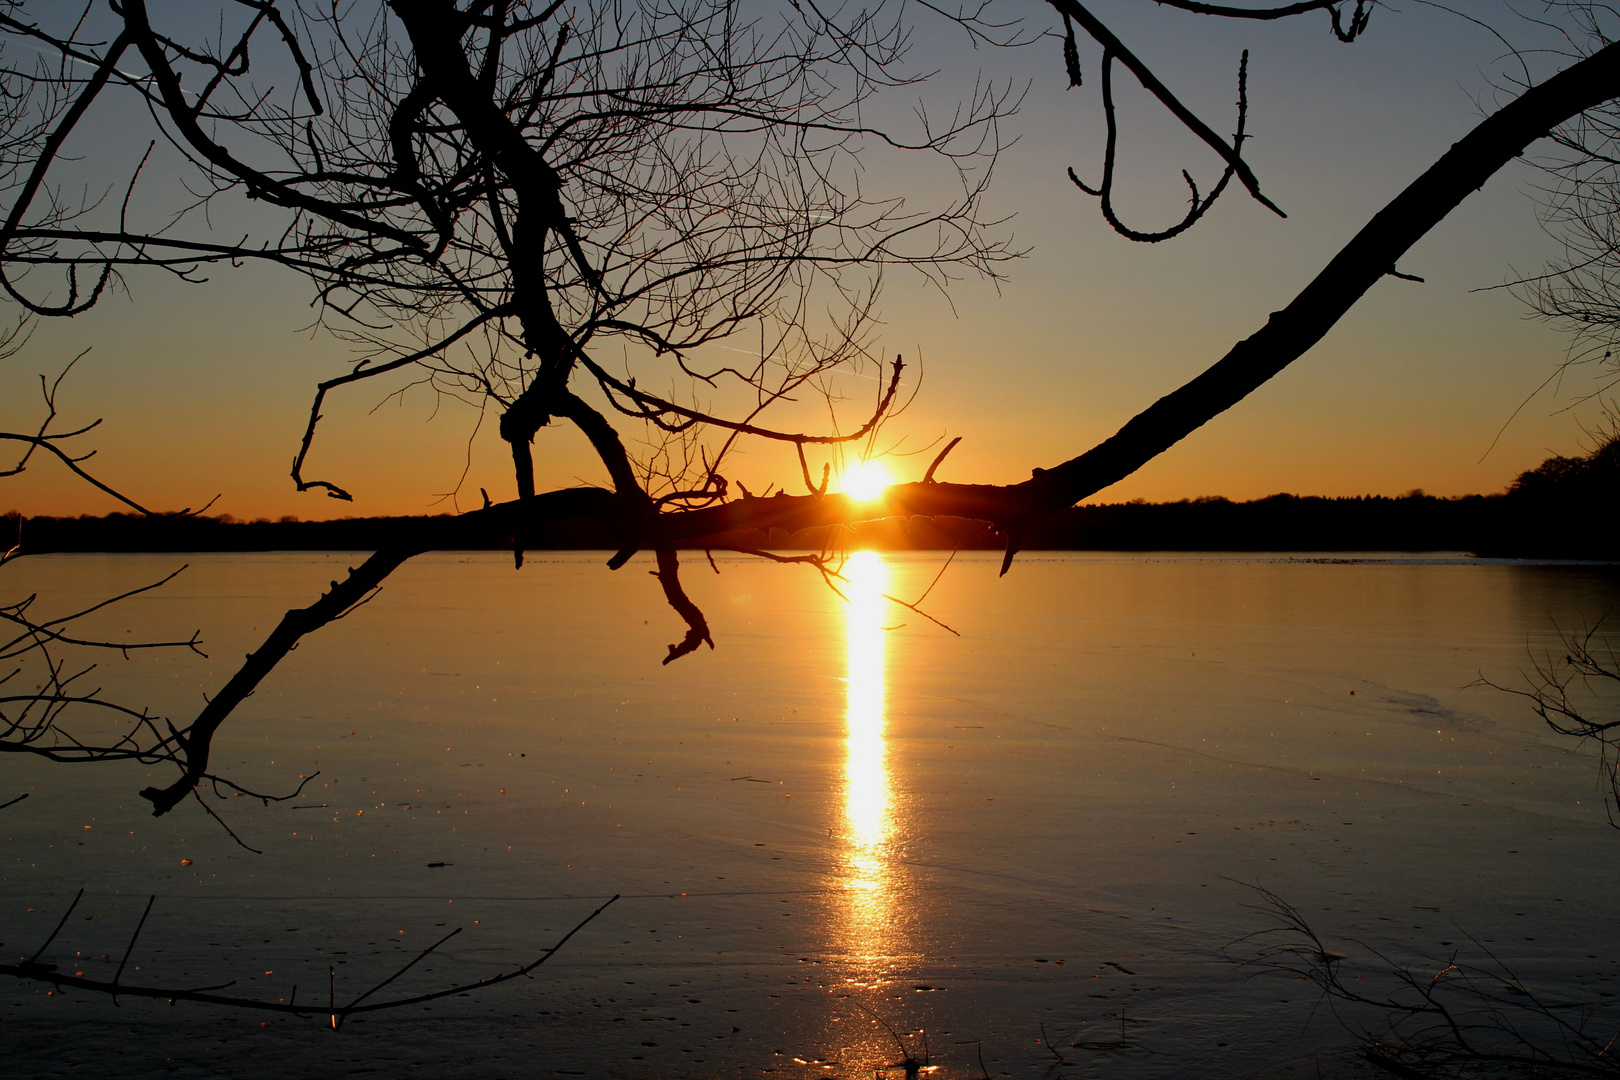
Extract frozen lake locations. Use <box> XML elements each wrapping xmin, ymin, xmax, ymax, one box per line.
<box><xmin>3</xmin><ymin>550</ymin><xmax>1619</xmax><ymax>1078</ymax></box>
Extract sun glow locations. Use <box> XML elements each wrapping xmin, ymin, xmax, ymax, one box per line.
<box><xmin>842</xmin><ymin>459</ymin><xmax>892</xmax><ymax>502</ymax></box>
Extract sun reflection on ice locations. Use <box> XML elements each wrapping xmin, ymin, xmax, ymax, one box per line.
<box><xmin>842</xmin><ymin>550</ymin><xmax>894</xmax><ymax>957</ymax></box>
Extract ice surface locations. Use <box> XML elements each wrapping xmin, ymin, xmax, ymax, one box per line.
<box><xmin>2</xmin><ymin>551</ymin><xmax>1618</xmax><ymax>1078</ymax></box>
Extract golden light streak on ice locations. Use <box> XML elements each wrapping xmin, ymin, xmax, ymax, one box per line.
<box><xmin>841</xmin><ymin>550</ymin><xmax>892</xmax><ymax>955</ymax></box>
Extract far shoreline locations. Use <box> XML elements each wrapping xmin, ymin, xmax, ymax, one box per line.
<box><xmin>4</xmin><ymin>489</ymin><xmax>1613</xmax><ymax>560</ymax></box>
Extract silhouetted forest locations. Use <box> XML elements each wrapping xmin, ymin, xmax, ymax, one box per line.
<box><xmin>5</xmin><ymin>433</ymin><xmax>1616</xmax><ymax>559</ymax></box>
<box><xmin>0</xmin><ymin>493</ymin><xmax>1603</xmax><ymax>558</ymax></box>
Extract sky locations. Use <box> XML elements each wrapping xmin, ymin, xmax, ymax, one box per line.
<box><xmin>2</xmin><ymin>0</ymin><xmax>1616</xmax><ymax>520</ymax></box>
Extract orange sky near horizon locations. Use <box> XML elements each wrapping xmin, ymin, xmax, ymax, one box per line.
<box><xmin>1</xmin><ymin>3</ymin><xmax>1613</xmax><ymax>522</ymax></box>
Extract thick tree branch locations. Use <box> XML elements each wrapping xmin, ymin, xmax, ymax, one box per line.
<box><xmin>652</xmin><ymin>546</ymin><xmax>713</xmax><ymax>664</ymax></box>
<box><xmin>1033</xmin><ymin>35</ymin><xmax>1620</xmax><ymax>515</ymax></box>
<box><xmin>137</xmin><ymin>546</ymin><xmax>416</xmax><ymax>815</ymax></box>
<box><xmin>134</xmin><ymin>487</ymin><xmax>625</xmax><ymax>815</ymax></box>
<box><xmin>656</xmin><ymin>35</ymin><xmax>1620</xmax><ymax>563</ymax></box>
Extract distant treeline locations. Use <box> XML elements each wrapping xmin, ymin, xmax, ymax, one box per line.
<box><xmin>1</xmin><ymin>489</ymin><xmax>1610</xmax><ymax>558</ymax></box>
<box><xmin>5</xmin><ymin>436</ymin><xmax>1617</xmax><ymax>558</ymax></box>
<box><xmin>737</xmin><ymin>486</ymin><xmax>1613</xmax><ymax>557</ymax></box>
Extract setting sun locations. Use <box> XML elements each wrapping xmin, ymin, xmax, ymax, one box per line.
<box><xmin>841</xmin><ymin>460</ymin><xmax>892</xmax><ymax>502</ymax></box>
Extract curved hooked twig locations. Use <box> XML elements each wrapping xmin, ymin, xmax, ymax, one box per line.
<box><xmin>1052</xmin><ymin>0</ymin><xmax>1283</xmax><ymax>220</ymax></box>
<box><xmin>1069</xmin><ymin>49</ymin><xmax>1251</xmax><ymax>243</ymax></box>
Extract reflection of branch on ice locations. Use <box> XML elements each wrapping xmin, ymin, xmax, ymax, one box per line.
<box><xmin>720</xmin><ymin>547</ymin><xmax>962</xmax><ymax>637</ymax></box>
<box><xmin>1227</xmin><ymin>882</ymin><xmax>1620</xmax><ymax>1078</ymax></box>
<box><xmin>1040</xmin><ymin>1014</ymin><xmax>1149</xmax><ymax>1061</ymax></box>
<box><xmin>1480</xmin><ymin>618</ymin><xmax>1620</xmax><ymax>828</ymax></box>
<box><xmin>846</xmin><ymin>995</ymin><xmax>936</xmax><ymax>1079</ymax></box>
<box><xmin>3</xmin><ymin>890</ymin><xmax>618</xmax><ymax>1029</ymax></box>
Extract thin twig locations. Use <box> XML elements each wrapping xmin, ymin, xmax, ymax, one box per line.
<box><xmin>191</xmin><ymin>787</ymin><xmax>263</xmax><ymax>854</ymax></box>
<box><xmin>113</xmin><ymin>894</ymin><xmax>155</xmax><ymax>988</ymax></box>
<box><xmin>27</xmin><ymin>887</ymin><xmax>83</xmax><ymax>966</ymax></box>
